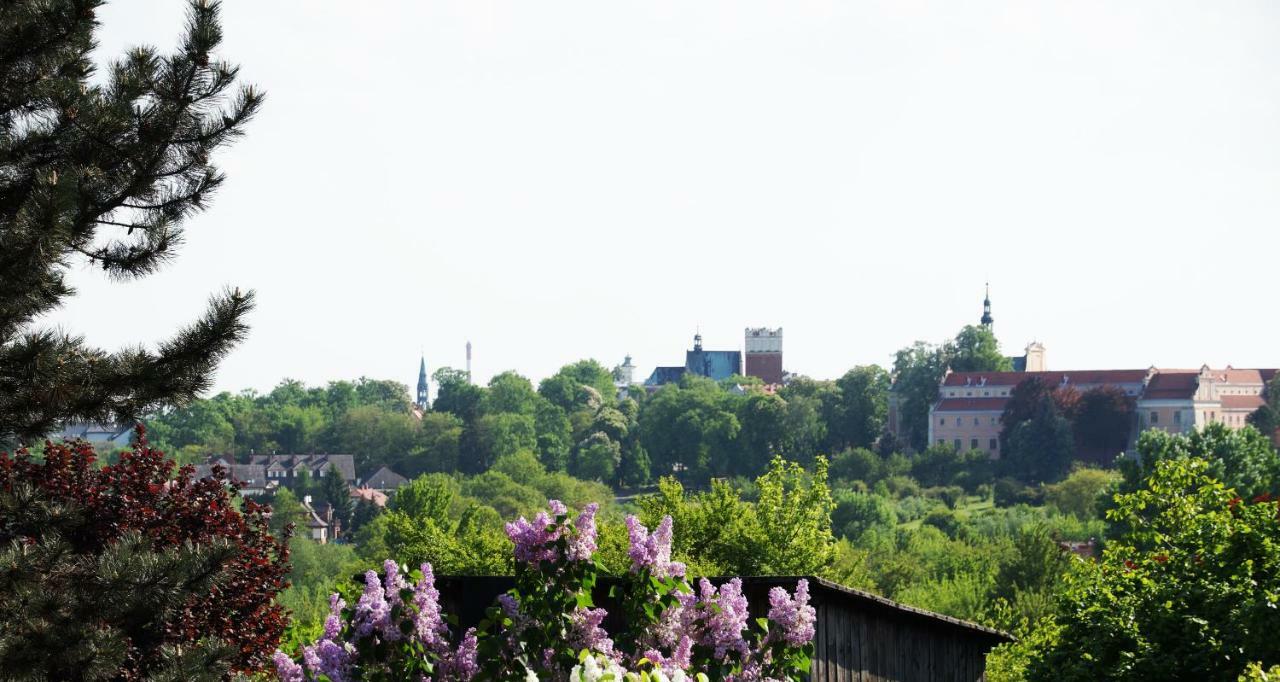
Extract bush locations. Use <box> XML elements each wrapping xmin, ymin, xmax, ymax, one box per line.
<box><xmin>275</xmin><ymin>502</ymin><xmax>818</xmax><ymax>680</ymax></box>
<box><xmin>881</xmin><ymin>474</ymin><xmax>921</xmax><ymax>499</ymax></box>
<box><xmin>924</xmin><ymin>485</ymin><xmax>965</xmax><ymax>509</ymax></box>
<box><xmin>922</xmin><ymin>507</ymin><xmax>962</xmax><ymax>537</ymax></box>
<box><xmin>0</xmin><ymin>431</ymin><xmax>290</xmax><ymax>677</ymax></box>
<box><xmin>994</xmin><ymin>477</ymin><xmax>1042</xmax><ymax>507</ymax></box>
<box><xmin>833</xmin><ymin>491</ymin><xmax>897</xmax><ymax>542</ymax></box>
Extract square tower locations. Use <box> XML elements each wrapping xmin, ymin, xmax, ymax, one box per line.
<box><xmin>744</xmin><ymin>327</ymin><xmax>784</xmax><ymax>385</ymax></box>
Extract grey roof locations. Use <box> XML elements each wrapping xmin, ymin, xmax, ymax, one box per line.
<box><xmin>51</xmin><ymin>421</ymin><xmax>134</xmax><ymax>445</ymax></box>
<box><xmin>192</xmin><ymin>462</ymin><xmax>267</xmax><ymax>489</ymax></box>
<box><xmin>361</xmin><ymin>466</ymin><xmax>408</xmax><ymax>491</ymax></box>
<box><xmin>247</xmin><ymin>454</ymin><xmax>356</xmax><ymax>482</ymax></box>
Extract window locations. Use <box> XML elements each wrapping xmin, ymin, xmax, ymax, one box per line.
<box><xmin>989</xmin><ymin>439</ymin><xmax>998</xmax><ymax>450</ymax></box>
<box><xmin>991</xmin><ymin>417</ymin><xmax>997</xmax><ymax>425</ymax></box>
<box><xmin>1174</xmin><ymin>411</ymin><xmax>1182</xmax><ymax>425</ymax></box>
<box><xmin>973</xmin><ymin>417</ymin><xmax>979</xmax><ymax>426</ymax></box>
<box><xmin>1150</xmin><ymin>411</ymin><xmax>1159</xmax><ymax>425</ymax></box>
<box><xmin>939</xmin><ymin>417</ymin><xmax>946</xmax><ymax>425</ymax></box>
<box><xmin>953</xmin><ymin>439</ymin><xmax>962</xmax><ymax>450</ymax></box>
<box><xmin>971</xmin><ymin>438</ymin><xmax>979</xmax><ymax>450</ymax></box>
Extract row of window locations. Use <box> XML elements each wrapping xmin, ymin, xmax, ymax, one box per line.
<box><xmin>937</xmin><ymin>438</ymin><xmax>999</xmax><ymax>451</ymax></box>
<box><xmin>938</xmin><ymin>416</ymin><xmax>999</xmax><ymax>426</ymax></box>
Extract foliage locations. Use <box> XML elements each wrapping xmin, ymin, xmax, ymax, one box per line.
<box><xmin>950</xmin><ymin>325</ymin><xmax>1014</xmax><ymax>373</ymax></box>
<box><xmin>831</xmin><ymin>366</ymin><xmax>892</xmax><ymax>450</ymax></box>
<box><xmin>1072</xmin><ymin>386</ymin><xmax>1135</xmax><ymax>462</ymax></box>
<box><xmin>1115</xmin><ymin>423</ymin><xmax>1279</xmax><ymax>504</ymax></box>
<box><xmin>890</xmin><ymin>342</ymin><xmax>950</xmax><ymax>452</ymax></box>
<box><xmin>1247</xmin><ymin>375</ymin><xmax>1280</xmax><ymax>440</ymax></box>
<box><xmin>1043</xmin><ymin>466</ymin><xmax>1116</xmax><ymax>520</ymax></box>
<box><xmin>1021</xmin><ymin>458</ymin><xmax>1280</xmax><ymax>681</ymax></box>
<box><xmin>0</xmin><ymin>430</ymin><xmax>290</xmax><ymax>676</ymax></box>
<box><xmin>0</xmin><ymin>0</ymin><xmax>261</xmax><ymax>442</ymax></box>
<box><xmin>275</xmin><ymin>501</ymin><xmax>816</xmax><ymax>681</ymax></box>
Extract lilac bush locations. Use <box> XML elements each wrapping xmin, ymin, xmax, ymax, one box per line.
<box><xmin>275</xmin><ymin>500</ymin><xmax>815</xmax><ymax>681</ymax></box>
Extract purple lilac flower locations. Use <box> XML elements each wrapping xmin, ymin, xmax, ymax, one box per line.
<box><xmin>272</xmin><ymin>651</ymin><xmax>304</xmax><ymax>682</ymax></box>
<box><xmin>438</xmin><ymin>627</ymin><xmax>480</xmax><ymax>681</ymax></box>
<box><xmin>570</xmin><ymin>606</ymin><xmax>614</xmax><ymax>656</ymax></box>
<box><xmin>693</xmin><ymin>578</ymin><xmax>750</xmax><ymax>660</ymax></box>
<box><xmin>568</xmin><ymin>502</ymin><xmax>599</xmax><ymax>561</ymax></box>
<box><xmin>323</xmin><ymin>593</ymin><xmax>345</xmax><ymax>640</ymax></box>
<box><xmin>411</xmin><ymin>562</ymin><xmax>451</xmax><ymax>650</ymax></box>
<box><xmin>625</xmin><ymin>515</ymin><xmax>686</xmax><ymax>578</ymax></box>
<box><xmin>302</xmin><ymin>639</ymin><xmax>352</xmax><ymax>682</ymax></box>
<box><xmin>505</xmin><ymin>508</ymin><xmax>560</xmax><ymax>564</ymax></box>
<box><xmin>767</xmin><ymin>579</ymin><xmax>816</xmax><ymax>647</ymax></box>
<box><xmin>352</xmin><ymin>569</ymin><xmax>394</xmax><ymax>640</ymax></box>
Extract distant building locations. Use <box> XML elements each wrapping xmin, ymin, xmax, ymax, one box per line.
<box><xmin>361</xmin><ymin>466</ymin><xmax>408</xmax><ymax>493</ymax></box>
<box><xmin>744</xmin><ymin>327</ymin><xmax>784</xmax><ymax>385</ymax></box>
<box><xmin>351</xmin><ymin>486</ymin><xmax>390</xmax><ymax>508</ymax></box>
<box><xmin>927</xmin><ymin>366</ymin><xmax>1277</xmax><ymax>458</ymax></box>
<box><xmin>645</xmin><ymin>332</ymin><xmax>743</xmax><ymax>388</ymax></box>
<box><xmin>613</xmin><ymin>355</ymin><xmax>636</xmax><ymax>387</ymax></box>
<box><xmin>416</xmin><ymin>355</ymin><xmax>430</xmax><ymax>410</ymax></box>
<box><xmin>193</xmin><ymin>456</ymin><xmax>273</xmax><ymax>496</ymax></box>
<box><xmin>249</xmin><ymin>454</ymin><xmax>357</xmax><ymax>486</ymax></box>
<box><xmin>50</xmin><ymin>422</ymin><xmax>134</xmax><ymax>449</ymax></box>
<box><xmin>301</xmin><ymin>495</ymin><xmax>335</xmax><ymax>544</ymax></box>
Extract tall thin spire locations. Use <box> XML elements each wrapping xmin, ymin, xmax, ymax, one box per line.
<box><xmin>465</xmin><ymin>341</ymin><xmax>472</xmax><ymax>383</ymax></box>
<box><xmin>980</xmin><ymin>282</ymin><xmax>994</xmax><ymax>330</ymax></box>
<box><xmin>416</xmin><ymin>354</ymin><xmax>429</xmax><ymax>409</ymax></box>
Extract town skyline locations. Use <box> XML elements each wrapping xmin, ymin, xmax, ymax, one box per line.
<box><xmin>43</xmin><ymin>0</ymin><xmax>1280</xmax><ymax>396</ymax></box>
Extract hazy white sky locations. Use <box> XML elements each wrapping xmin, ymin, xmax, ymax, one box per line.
<box><xmin>50</xmin><ymin>0</ymin><xmax>1280</xmax><ymax>396</ymax></box>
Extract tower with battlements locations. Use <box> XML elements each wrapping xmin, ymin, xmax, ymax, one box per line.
<box><xmin>744</xmin><ymin>327</ymin><xmax>784</xmax><ymax>385</ymax></box>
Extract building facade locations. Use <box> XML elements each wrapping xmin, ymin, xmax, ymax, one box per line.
<box><xmin>744</xmin><ymin>327</ymin><xmax>784</xmax><ymax>385</ymax></box>
<box><xmin>927</xmin><ymin>366</ymin><xmax>1276</xmax><ymax>457</ymax></box>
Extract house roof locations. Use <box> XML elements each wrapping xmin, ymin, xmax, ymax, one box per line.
<box><xmin>934</xmin><ymin>397</ymin><xmax>1009</xmax><ymax>412</ymax></box>
<box><xmin>362</xmin><ymin>466</ymin><xmax>408</xmax><ymax>491</ymax></box>
<box><xmin>943</xmin><ymin>369</ymin><xmax>1150</xmax><ymax>388</ymax></box>
<box><xmin>247</xmin><ymin>454</ymin><xmax>356</xmax><ymax>482</ymax></box>
<box><xmin>193</xmin><ymin>462</ymin><xmax>267</xmax><ymax>489</ymax></box>
<box><xmin>1143</xmin><ymin>371</ymin><xmax>1199</xmax><ymax>400</ymax></box>
<box><xmin>1222</xmin><ymin>395</ymin><xmax>1266</xmax><ymax>410</ymax></box>
<box><xmin>685</xmin><ymin>349</ymin><xmax>742</xmax><ymax>381</ymax></box>
<box><xmin>351</xmin><ymin>487</ymin><xmax>389</xmax><ymax>507</ymax></box>
<box><xmin>645</xmin><ymin>366</ymin><xmax>688</xmax><ymax>386</ymax></box>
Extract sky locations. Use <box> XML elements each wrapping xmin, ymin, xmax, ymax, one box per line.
<box><xmin>47</xmin><ymin>0</ymin><xmax>1280</xmax><ymax>398</ymax></box>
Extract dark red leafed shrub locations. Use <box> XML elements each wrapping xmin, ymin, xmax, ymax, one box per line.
<box><xmin>0</xmin><ymin>425</ymin><xmax>291</xmax><ymax>673</ymax></box>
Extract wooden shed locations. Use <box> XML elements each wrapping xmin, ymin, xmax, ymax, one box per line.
<box><xmin>434</xmin><ymin>575</ymin><xmax>1011</xmax><ymax>682</ymax></box>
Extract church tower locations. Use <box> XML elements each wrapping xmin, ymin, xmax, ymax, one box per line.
<box><xmin>980</xmin><ymin>283</ymin><xmax>994</xmax><ymax>330</ymax></box>
<box><xmin>416</xmin><ymin>356</ymin><xmax>429</xmax><ymax>409</ymax></box>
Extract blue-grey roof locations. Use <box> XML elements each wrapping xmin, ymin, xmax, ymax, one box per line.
<box><xmin>645</xmin><ymin>366</ymin><xmax>688</xmax><ymax>387</ymax></box>
<box><xmin>685</xmin><ymin>349</ymin><xmax>742</xmax><ymax>381</ymax></box>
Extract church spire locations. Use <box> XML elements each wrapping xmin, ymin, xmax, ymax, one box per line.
<box><xmin>416</xmin><ymin>355</ymin><xmax>429</xmax><ymax>409</ymax></box>
<box><xmin>980</xmin><ymin>283</ymin><xmax>994</xmax><ymax>330</ymax></box>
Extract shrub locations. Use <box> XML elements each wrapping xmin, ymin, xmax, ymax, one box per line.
<box><xmin>275</xmin><ymin>502</ymin><xmax>818</xmax><ymax>680</ymax></box>
<box><xmin>0</xmin><ymin>429</ymin><xmax>290</xmax><ymax>677</ymax></box>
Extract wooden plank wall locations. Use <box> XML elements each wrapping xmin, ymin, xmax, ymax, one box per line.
<box><xmin>809</xmin><ymin>602</ymin><xmax>994</xmax><ymax>682</ymax></box>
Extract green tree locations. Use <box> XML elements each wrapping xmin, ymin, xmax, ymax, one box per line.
<box><xmin>1073</xmin><ymin>386</ymin><xmax>1135</xmax><ymax>462</ymax></box>
<box><xmin>1022</xmin><ymin>458</ymin><xmax>1280</xmax><ymax>681</ymax></box>
<box><xmin>754</xmin><ymin>456</ymin><xmax>837</xmax><ymax>574</ymax></box>
<box><xmin>0</xmin><ymin>0</ymin><xmax>262</xmax><ymax>443</ymax></box>
<box><xmin>533</xmin><ymin>397</ymin><xmax>572</xmax><ymax>472</ymax></box>
<box><xmin>1043</xmin><ymin>466</ymin><xmax>1117</xmax><ymax>519</ymax></box>
<box><xmin>268</xmin><ymin>487</ymin><xmax>308</xmax><ymax>538</ymax></box>
<box><xmin>411</xmin><ymin>411</ymin><xmax>464</xmax><ymax>475</ymax></box>
<box><xmin>638</xmin><ymin>375</ymin><xmax>740</xmax><ymax>483</ymax></box>
<box><xmin>833</xmin><ymin>365</ymin><xmax>891</xmax><ymax>450</ymax></box>
<box><xmin>949</xmin><ymin>325</ymin><xmax>1014</xmax><ymax>373</ymax></box>
<box><xmin>831</xmin><ymin>491</ymin><xmax>896</xmax><ymax>542</ymax></box>
<box><xmin>482</xmin><ymin>371</ymin><xmax>538</xmax><ymax>416</ymax></box>
<box><xmin>319</xmin><ymin>466</ymin><xmax>352</xmax><ymax>533</ymax></box>
<box><xmin>329</xmin><ymin>405</ymin><xmax>418</xmax><ymax>473</ymax></box>
<box><xmin>573</xmin><ymin>432</ymin><xmax>620</xmax><ymax>482</ymax></box>
<box><xmin>431</xmin><ymin>367</ymin><xmax>483</xmax><ymax>423</ymax></box>
<box><xmin>1247</xmin><ymin>374</ymin><xmax>1280</xmax><ymax>441</ymax></box>
<box><xmin>1114</xmin><ymin>423</ymin><xmax>1279</xmax><ymax>506</ymax></box>
<box><xmin>472</xmin><ymin>413</ymin><xmax>537</xmax><ymax>472</ymax></box>
<box><xmin>892</xmin><ymin>342</ymin><xmax>951</xmax><ymax>451</ymax></box>
<box><xmin>1002</xmin><ymin>402</ymin><xmax>1075</xmax><ymax>484</ymax></box>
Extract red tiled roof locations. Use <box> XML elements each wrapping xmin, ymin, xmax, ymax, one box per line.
<box><xmin>1221</xmin><ymin>369</ymin><xmax>1265</xmax><ymax>384</ymax></box>
<box><xmin>934</xmin><ymin>397</ymin><xmax>1009</xmax><ymax>412</ymax></box>
<box><xmin>1143</xmin><ymin>371</ymin><xmax>1198</xmax><ymax>400</ymax></box>
<box><xmin>943</xmin><ymin>370</ymin><xmax>1149</xmax><ymax>387</ymax></box>
<box><xmin>1222</xmin><ymin>395</ymin><xmax>1265</xmax><ymax>410</ymax></box>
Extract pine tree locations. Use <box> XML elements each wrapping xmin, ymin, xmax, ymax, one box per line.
<box><xmin>0</xmin><ymin>0</ymin><xmax>262</xmax><ymax>444</ymax></box>
<box><xmin>320</xmin><ymin>465</ymin><xmax>352</xmax><ymax>532</ymax></box>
